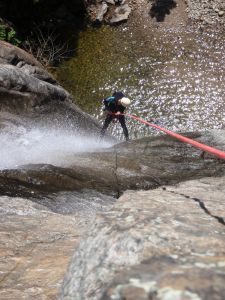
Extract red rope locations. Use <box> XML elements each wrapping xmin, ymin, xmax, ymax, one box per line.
<box><xmin>122</xmin><ymin>113</ymin><xmax>225</xmax><ymax>160</ymax></box>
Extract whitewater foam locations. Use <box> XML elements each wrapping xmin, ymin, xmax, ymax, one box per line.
<box><xmin>0</xmin><ymin>126</ymin><xmax>114</xmax><ymax>170</ymax></box>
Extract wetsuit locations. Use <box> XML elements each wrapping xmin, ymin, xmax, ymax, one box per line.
<box><xmin>100</xmin><ymin>92</ymin><xmax>129</xmax><ymax>140</ymax></box>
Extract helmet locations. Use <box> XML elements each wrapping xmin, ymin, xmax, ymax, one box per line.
<box><xmin>120</xmin><ymin>97</ymin><xmax>131</xmax><ymax>107</ymax></box>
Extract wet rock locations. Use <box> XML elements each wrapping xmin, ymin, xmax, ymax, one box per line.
<box><xmin>0</xmin><ymin>130</ymin><xmax>225</xmax><ymax>198</ymax></box>
<box><xmin>60</xmin><ymin>176</ymin><xmax>225</xmax><ymax>299</ymax></box>
<box><xmin>110</xmin><ymin>4</ymin><xmax>132</xmax><ymax>24</ymax></box>
<box><xmin>0</xmin><ymin>162</ymin><xmax>119</xmax><ymax>198</ymax></box>
<box><xmin>0</xmin><ymin>41</ymin><xmax>101</xmax><ymax>132</ymax></box>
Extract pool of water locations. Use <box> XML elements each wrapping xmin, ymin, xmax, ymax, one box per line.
<box><xmin>54</xmin><ymin>23</ymin><xmax>225</xmax><ymax>140</ymax></box>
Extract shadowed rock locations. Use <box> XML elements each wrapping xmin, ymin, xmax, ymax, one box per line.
<box><xmin>0</xmin><ymin>130</ymin><xmax>224</xmax><ymax>200</ymax></box>
<box><xmin>0</xmin><ymin>41</ymin><xmax>101</xmax><ymax>132</ymax></box>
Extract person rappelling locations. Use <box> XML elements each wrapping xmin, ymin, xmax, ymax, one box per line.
<box><xmin>100</xmin><ymin>91</ymin><xmax>131</xmax><ymax>141</ymax></box>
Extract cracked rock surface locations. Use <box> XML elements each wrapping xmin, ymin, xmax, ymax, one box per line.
<box><xmin>60</xmin><ymin>176</ymin><xmax>225</xmax><ymax>300</ymax></box>
<box><xmin>1</xmin><ymin>130</ymin><xmax>224</xmax><ymax>200</ymax></box>
<box><xmin>1</xmin><ymin>131</ymin><xmax>224</xmax><ymax>299</ymax></box>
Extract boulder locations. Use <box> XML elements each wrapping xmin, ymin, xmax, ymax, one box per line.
<box><xmin>110</xmin><ymin>4</ymin><xmax>132</xmax><ymax>24</ymax></box>
<box><xmin>0</xmin><ymin>41</ymin><xmax>101</xmax><ymax>132</ymax></box>
<box><xmin>60</xmin><ymin>175</ymin><xmax>225</xmax><ymax>299</ymax></box>
<box><xmin>0</xmin><ymin>130</ymin><xmax>225</xmax><ymax>198</ymax></box>
<box><xmin>84</xmin><ymin>0</ymin><xmax>131</xmax><ymax>24</ymax></box>
<box><xmin>0</xmin><ymin>64</ymin><xmax>68</xmax><ymax>113</ymax></box>
<box><xmin>96</xmin><ymin>2</ymin><xmax>108</xmax><ymax>22</ymax></box>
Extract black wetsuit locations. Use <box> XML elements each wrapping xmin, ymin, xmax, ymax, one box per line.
<box><xmin>100</xmin><ymin>92</ymin><xmax>129</xmax><ymax>140</ymax></box>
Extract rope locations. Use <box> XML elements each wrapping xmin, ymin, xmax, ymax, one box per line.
<box><xmin>120</xmin><ymin>113</ymin><xmax>225</xmax><ymax>161</ymax></box>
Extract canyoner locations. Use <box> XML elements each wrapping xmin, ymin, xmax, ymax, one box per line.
<box><xmin>100</xmin><ymin>91</ymin><xmax>131</xmax><ymax>141</ymax></box>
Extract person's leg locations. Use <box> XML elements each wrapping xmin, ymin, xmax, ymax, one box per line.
<box><xmin>100</xmin><ymin>114</ymin><xmax>113</xmax><ymax>138</ymax></box>
<box><xmin>118</xmin><ymin>115</ymin><xmax>129</xmax><ymax>141</ymax></box>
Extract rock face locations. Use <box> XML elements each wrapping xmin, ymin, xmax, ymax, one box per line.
<box><xmin>1</xmin><ymin>8</ymin><xmax>225</xmax><ymax>300</ymax></box>
<box><xmin>1</xmin><ymin>126</ymin><xmax>224</xmax><ymax>299</ymax></box>
<box><xmin>0</xmin><ymin>41</ymin><xmax>100</xmax><ymax>132</ymax></box>
<box><xmin>0</xmin><ymin>191</ymin><xmax>115</xmax><ymax>299</ymax></box>
<box><xmin>1</xmin><ymin>133</ymin><xmax>224</xmax><ymax>300</ymax></box>
<box><xmin>1</xmin><ymin>130</ymin><xmax>224</xmax><ymax>199</ymax></box>
<box><xmin>60</xmin><ymin>175</ymin><xmax>225</xmax><ymax>300</ymax></box>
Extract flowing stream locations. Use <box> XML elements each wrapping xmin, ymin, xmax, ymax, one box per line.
<box><xmin>54</xmin><ymin>23</ymin><xmax>225</xmax><ymax>140</ymax></box>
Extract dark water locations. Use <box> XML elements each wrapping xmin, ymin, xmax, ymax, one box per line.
<box><xmin>54</xmin><ymin>24</ymin><xmax>225</xmax><ymax>140</ymax></box>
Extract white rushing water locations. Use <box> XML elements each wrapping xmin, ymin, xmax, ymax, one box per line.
<box><xmin>0</xmin><ymin>126</ymin><xmax>113</xmax><ymax>170</ymax></box>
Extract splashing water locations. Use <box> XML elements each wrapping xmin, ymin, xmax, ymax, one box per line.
<box><xmin>0</xmin><ymin>126</ymin><xmax>113</xmax><ymax>170</ymax></box>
